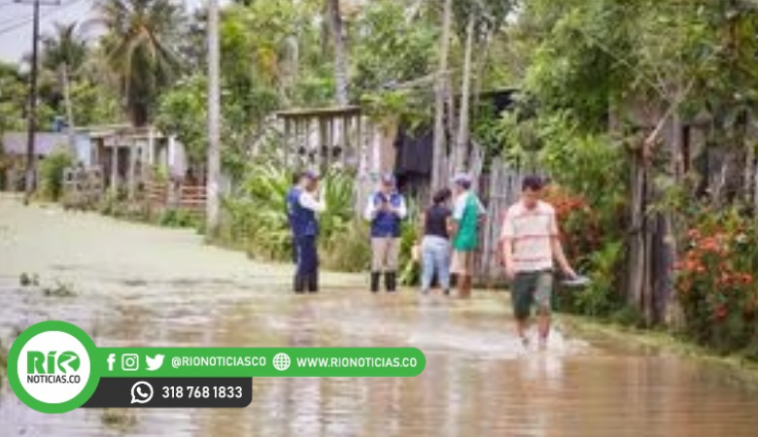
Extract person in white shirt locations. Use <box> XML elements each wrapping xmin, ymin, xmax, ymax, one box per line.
<box><xmin>363</xmin><ymin>174</ymin><xmax>408</xmax><ymax>292</ymax></box>
<box><xmin>286</xmin><ymin>170</ymin><xmax>327</xmax><ymax>293</ymax></box>
<box><xmin>500</xmin><ymin>175</ymin><xmax>576</xmax><ymax>350</ymax></box>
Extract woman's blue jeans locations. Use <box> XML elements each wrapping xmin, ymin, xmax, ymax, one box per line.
<box><xmin>421</xmin><ymin>235</ymin><xmax>451</xmax><ymax>292</ymax></box>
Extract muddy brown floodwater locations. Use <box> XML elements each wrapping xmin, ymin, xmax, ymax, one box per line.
<box><xmin>2</xmin><ymin>194</ymin><xmax>758</xmax><ymax>437</ymax></box>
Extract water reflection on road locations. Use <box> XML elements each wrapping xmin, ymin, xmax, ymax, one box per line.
<box><xmin>2</xmin><ymin>197</ymin><xmax>758</xmax><ymax>437</ymax></box>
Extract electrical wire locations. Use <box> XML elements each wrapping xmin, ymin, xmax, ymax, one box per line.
<box><xmin>0</xmin><ymin>0</ymin><xmax>87</xmax><ymax>37</ymax></box>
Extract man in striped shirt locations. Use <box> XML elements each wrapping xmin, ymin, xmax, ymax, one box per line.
<box><xmin>500</xmin><ymin>176</ymin><xmax>576</xmax><ymax>350</ymax></box>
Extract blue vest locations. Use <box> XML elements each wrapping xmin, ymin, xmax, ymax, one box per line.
<box><xmin>370</xmin><ymin>192</ymin><xmax>404</xmax><ymax>238</ymax></box>
<box><xmin>286</xmin><ymin>187</ymin><xmax>318</xmax><ymax>238</ymax></box>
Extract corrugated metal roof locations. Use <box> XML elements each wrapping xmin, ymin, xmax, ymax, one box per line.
<box><xmin>1</xmin><ymin>132</ymin><xmax>69</xmax><ymax>156</ymax></box>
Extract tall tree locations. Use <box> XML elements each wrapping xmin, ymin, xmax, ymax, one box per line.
<box><xmin>40</xmin><ymin>22</ymin><xmax>88</xmax><ymax>75</ymax></box>
<box><xmin>207</xmin><ymin>0</ymin><xmax>222</xmax><ymax>236</ymax></box>
<box><xmin>93</xmin><ymin>0</ymin><xmax>184</xmax><ymax>126</ymax></box>
<box><xmin>326</xmin><ymin>0</ymin><xmax>349</xmax><ymax>105</ymax></box>
<box><xmin>431</xmin><ymin>0</ymin><xmax>453</xmax><ymax>190</ymax></box>
<box><xmin>451</xmin><ymin>0</ymin><xmax>512</xmax><ymax>171</ymax></box>
<box><xmin>40</xmin><ymin>22</ymin><xmax>88</xmax><ymax>150</ymax></box>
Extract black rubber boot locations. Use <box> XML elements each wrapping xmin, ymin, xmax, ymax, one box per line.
<box><xmin>308</xmin><ymin>271</ymin><xmax>319</xmax><ymax>293</ymax></box>
<box><xmin>370</xmin><ymin>272</ymin><xmax>381</xmax><ymax>293</ymax></box>
<box><xmin>294</xmin><ymin>274</ymin><xmax>305</xmax><ymax>294</ymax></box>
<box><xmin>385</xmin><ymin>271</ymin><xmax>397</xmax><ymax>293</ymax></box>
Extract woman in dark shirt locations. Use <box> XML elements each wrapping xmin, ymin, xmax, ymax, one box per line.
<box><xmin>420</xmin><ymin>188</ymin><xmax>453</xmax><ymax>294</ymax></box>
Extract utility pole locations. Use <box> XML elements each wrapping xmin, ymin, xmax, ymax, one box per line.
<box><xmin>16</xmin><ymin>0</ymin><xmax>58</xmax><ymax>205</ymax></box>
<box><xmin>205</xmin><ymin>0</ymin><xmax>221</xmax><ymax>237</ymax></box>
<box><xmin>62</xmin><ymin>63</ymin><xmax>76</xmax><ymax>156</ymax></box>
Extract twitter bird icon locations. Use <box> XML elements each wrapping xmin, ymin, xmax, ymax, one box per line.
<box><xmin>146</xmin><ymin>354</ymin><xmax>165</xmax><ymax>371</ymax></box>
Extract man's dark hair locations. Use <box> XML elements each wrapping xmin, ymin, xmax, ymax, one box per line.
<box><xmin>522</xmin><ymin>175</ymin><xmax>545</xmax><ymax>192</ymax></box>
<box><xmin>432</xmin><ymin>187</ymin><xmax>452</xmax><ymax>204</ymax></box>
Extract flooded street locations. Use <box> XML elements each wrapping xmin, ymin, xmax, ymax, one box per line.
<box><xmin>2</xmin><ymin>194</ymin><xmax>758</xmax><ymax>437</ymax></box>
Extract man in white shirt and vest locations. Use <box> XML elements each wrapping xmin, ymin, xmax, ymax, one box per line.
<box><xmin>364</xmin><ymin>174</ymin><xmax>408</xmax><ymax>293</ymax></box>
<box><xmin>500</xmin><ymin>175</ymin><xmax>576</xmax><ymax>350</ymax></box>
<box><xmin>286</xmin><ymin>170</ymin><xmax>326</xmax><ymax>293</ymax></box>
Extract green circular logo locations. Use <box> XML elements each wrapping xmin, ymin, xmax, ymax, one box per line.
<box><xmin>7</xmin><ymin>321</ymin><xmax>100</xmax><ymax>414</ymax></box>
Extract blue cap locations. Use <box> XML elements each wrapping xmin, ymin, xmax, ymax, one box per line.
<box><xmin>380</xmin><ymin>173</ymin><xmax>396</xmax><ymax>185</ymax></box>
<box><xmin>301</xmin><ymin>169</ymin><xmax>319</xmax><ymax>180</ymax></box>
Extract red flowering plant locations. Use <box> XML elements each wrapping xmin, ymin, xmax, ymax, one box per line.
<box><xmin>541</xmin><ymin>184</ymin><xmax>598</xmax><ymax>261</ymax></box>
<box><xmin>675</xmin><ymin>210</ymin><xmax>758</xmax><ymax>352</ymax></box>
<box><xmin>541</xmin><ymin>184</ymin><xmax>627</xmax><ymax>316</ymax></box>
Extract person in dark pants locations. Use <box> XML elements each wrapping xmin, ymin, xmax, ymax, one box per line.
<box><xmin>286</xmin><ymin>170</ymin><xmax>326</xmax><ymax>293</ymax></box>
<box><xmin>364</xmin><ymin>174</ymin><xmax>407</xmax><ymax>293</ymax></box>
<box><xmin>286</xmin><ymin>173</ymin><xmax>301</xmax><ymax>265</ymax></box>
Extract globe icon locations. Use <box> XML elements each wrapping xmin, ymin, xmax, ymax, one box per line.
<box><xmin>272</xmin><ymin>353</ymin><xmax>291</xmax><ymax>371</ymax></box>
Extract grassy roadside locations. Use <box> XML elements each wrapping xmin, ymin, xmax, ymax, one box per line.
<box><xmin>559</xmin><ymin>313</ymin><xmax>758</xmax><ymax>387</ymax></box>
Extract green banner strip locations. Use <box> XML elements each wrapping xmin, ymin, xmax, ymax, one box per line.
<box><xmin>97</xmin><ymin>348</ymin><xmax>425</xmax><ymax>377</ymax></box>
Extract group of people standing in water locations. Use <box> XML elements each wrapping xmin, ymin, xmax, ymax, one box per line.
<box><xmin>286</xmin><ymin>170</ymin><xmax>577</xmax><ymax>350</ymax></box>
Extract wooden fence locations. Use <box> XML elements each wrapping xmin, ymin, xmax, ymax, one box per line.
<box><xmin>476</xmin><ymin>159</ymin><xmax>528</xmax><ymax>285</ymax></box>
<box><xmin>61</xmin><ymin>167</ymin><xmax>104</xmax><ymax>210</ymax></box>
<box><xmin>145</xmin><ymin>180</ymin><xmax>206</xmax><ymax>215</ymax></box>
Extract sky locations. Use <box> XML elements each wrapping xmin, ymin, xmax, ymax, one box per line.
<box><xmin>0</xmin><ymin>0</ymin><xmax>216</xmax><ymax>64</ymax></box>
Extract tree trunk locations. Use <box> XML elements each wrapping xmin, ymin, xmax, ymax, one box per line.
<box><xmin>659</xmin><ymin>112</ymin><xmax>683</xmax><ymax>325</ymax></box>
<box><xmin>327</xmin><ymin>0</ymin><xmax>349</xmax><ymax>106</ymax></box>
<box><xmin>206</xmin><ymin>0</ymin><xmax>222</xmax><ymax>237</ymax></box>
<box><xmin>454</xmin><ymin>14</ymin><xmax>475</xmax><ymax>173</ymax></box>
<box><xmin>279</xmin><ymin>35</ymin><xmax>299</xmax><ymax>107</ymax></box>
<box><xmin>472</xmin><ymin>29</ymin><xmax>492</xmax><ymax>119</ymax></box>
<box><xmin>431</xmin><ymin>0</ymin><xmax>452</xmax><ymax>190</ymax></box>
<box><xmin>110</xmin><ymin>145</ymin><xmax>119</xmax><ymax>194</ymax></box>
<box><xmin>61</xmin><ymin>63</ymin><xmax>77</xmax><ymax>157</ymax></box>
<box><xmin>127</xmin><ymin>143</ymin><xmax>136</xmax><ymax>201</ymax></box>
<box><xmin>628</xmin><ymin>151</ymin><xmax>647</xmax><ymax>315</ymax></box>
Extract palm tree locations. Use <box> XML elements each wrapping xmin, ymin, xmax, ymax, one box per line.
<box><xmin>40</xmin><ymin>22</ymin><xmax>88</xmax><ymax>75</ymax></box>
<box><xmin>93</xmin><ymin>0</ymin><xmax>184</xmax><ymax>126</ymax></box>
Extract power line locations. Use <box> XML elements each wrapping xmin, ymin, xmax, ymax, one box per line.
<box><xmin>0</xmin><ymin>12</ymin><xmax>30</xmax><ymax>28</ymax></box>
<box><xmin>0</xmin><ymin>0</ymin><xmax>86</xmax><ymax>37</ymax></box>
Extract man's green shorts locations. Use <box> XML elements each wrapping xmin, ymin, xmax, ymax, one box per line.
<box><xmin>511</xmin><ymin>270</ymin><xmax>554</xmax><ymax>319</ymax></box>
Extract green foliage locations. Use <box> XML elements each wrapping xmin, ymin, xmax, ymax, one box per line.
<box><xmin>353</xmin><ymin>0</ymin><xmax>437</xmax><ymax>95</ymax></box>
<box><xmin>676</xmin><ymin>209</ymin><xmax>758</xmax><ymax>354</ymax></box>
<box><xmin>39</xmin><ymin>149</ymin><xmax>74</xmax><ymax>201</ymax></box>
<box><xmin>320</xmin><ymin>220</ymin><xmax>371</xmax><ymax>272</ymax></box>
<box><xmin>398</xmin><ymin>197</ymin><xmax>420</xmax><ymax>286</ymax></box>
<box><xmin>557</xmin><ymin>240</ymin><xmax>625</xmax><ymax>317</ymax></box>
<box><xmin>41</xmin><ymin>22</ymin><xmax>88</xmax><ymax>74</ymax></box>
<box><xmin>223</xmin><ymin>162</ymin><xmax>356</xmax><ymax>263</ymax></box>
<box><xmin>69</xmin><ymin>80</ymin><xmax>122</xmax><ymax>126</ymax></box>
<box><xmin>95</xmin><ymin>0</ymin><xmax>185</xmax><ymax>125</ymax></box>
<box><xmin>518</xmin><ymin>0</ymin><xmax>634</xmax><ymax>131</ymax></box>
<box><xmin>0</xmin><ymin>63</ymin><xmax>27</xmax><ymax>135</ymax></box>
<box><xmin>360</xmin><ymin>90</ymin><xmax>430</xmax><ymax>128</ymax></box>
<box><xmin>155</xmin><ymin>75</ymin><xmax>207</xmax><ymax>167</ymax></box>
<box><xmin>158</xmin><ymin>208</ymin><xmax>200</xmax><ymax>228</ymax></box>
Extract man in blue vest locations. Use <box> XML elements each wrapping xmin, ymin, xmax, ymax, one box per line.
<box><xmin>364</xmin><ymin>174</ymin><xmax>407</xmax><ymax>293</ymax></box>
<box><xmin>286</xmin><ymin>170</ymin><xmax>326</xmax><ymax>293</ymax></box>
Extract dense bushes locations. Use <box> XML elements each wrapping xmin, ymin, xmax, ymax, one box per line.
<box><xmin>222</xmin><ymin>163</ymin><xmax>364</xmax><ymax>270</ymax></box>
<box><xmin>499</xmin><ymin>110</ymin><xmax>758</xmax><ymax>358</ymax></box>
<box><xmin>675</xmin><ymin>210</ymin><xmax>758</xmax><ymax>356</ymax></box>
<box><xmin>39</xmin><ymin>149</ymin><xmax>74</xmax><ymax>201</ymax></box>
